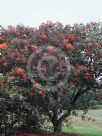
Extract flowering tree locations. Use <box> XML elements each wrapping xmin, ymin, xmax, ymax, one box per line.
<box><xmin>0</xmin><ymin>22</ymin><xmax>102</xmax><ymax>136</ymax></box>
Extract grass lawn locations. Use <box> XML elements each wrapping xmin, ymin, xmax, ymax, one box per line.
<box><xmin>62</xmin><ymin>109</ymin><xmax>102</xmax><ymax>136</ymax></box>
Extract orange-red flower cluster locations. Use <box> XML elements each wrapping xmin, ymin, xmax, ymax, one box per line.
<box><xmin>11</xmin><ymin>67</ymin><xmax>27</xmax><ymax>79</ymax></box>
<box><xmin>47</xmin><ymin>45</ymin><xmax>53</xmax><ymax>53</ymax></box>
<box><xmin>38</xmin><ymin>89</ymin><xmax>44</xmax><ymax>95</ymax></box>
<box><xmin>84</xmin><ymin>72</ymin><xmax>91</xmax><ymax>80</ymax></box>
<box><xmin>66</xmin><ymin>43</ymin><xmax>73</xmax><ymax>49</ymax></box>
<box><xmin>15</xmin><ymin>67</ymin><xmax>24</xmax><ymax>74</ymax></box>
<box><xmin>33</xmin><ymin>82</ymin><xmax>39</xmax><ymax>88</ymax></box>
<box><xmin>31</xmin><ymin>45</ymin><xmax>38</xmax><ymax>51</ymax></box>
<box><xmin>0</xmin><ymin>43</ymin><xmax>7</xmax><ymax>49</ymax></box>
<box><xmin>41</xmin><ymin>34</ymin><xmax>47</xmax><ymax>40</ymax></box>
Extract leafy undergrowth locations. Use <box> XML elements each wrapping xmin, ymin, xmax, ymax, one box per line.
<box><xmin>0</xmin><ymin>129</ymin><xmax>81</xmax><ymax>136</ymax></box>
<box><xmin>13</xmin><ymin>131</ymin><xmax>81</xmax><ymax>136</ymax></box>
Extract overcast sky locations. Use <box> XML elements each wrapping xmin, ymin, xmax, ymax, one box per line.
<box><xmin>0</xmin><ymin>0</ymin><xmax>102</xmax><ymax>27</ymax></box>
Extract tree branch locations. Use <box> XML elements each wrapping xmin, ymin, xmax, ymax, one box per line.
<box><xmin>58</xmin><ymin>86</ymin><xmax>91</xmax><ymax>123</ymax></box>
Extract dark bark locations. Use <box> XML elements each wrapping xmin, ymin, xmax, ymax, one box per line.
<box><xmin>51</xmin><ymin>92</ymin><xmax>62</xmax><ymax>136</ymax></box>
<box><xmin>53</xmin><ymin>120</ymin><xmax>62</xmax><ymax>136</ymax></box>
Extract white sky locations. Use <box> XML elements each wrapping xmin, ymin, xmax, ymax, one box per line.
<box><xmin>0</xmin><ymin>0</ymin><xmax>102</xmax><ymax>27</ymax></box>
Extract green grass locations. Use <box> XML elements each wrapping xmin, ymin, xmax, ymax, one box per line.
<box><xmin>63</xmin><ymin>126</ymin><xmax>102</xmax><ymax>136</ymax></box>
<box><xmin>62</xmin><ymin>109</ymin><xmax>102</xmax><ymax>136</ymax></box>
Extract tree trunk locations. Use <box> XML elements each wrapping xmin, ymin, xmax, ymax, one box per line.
<box><xmin>53</xmin><ymin>122</ymin><xmax>61</xmax><ymax>136</ymax></box>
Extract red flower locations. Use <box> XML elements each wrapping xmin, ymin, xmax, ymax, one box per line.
<box><xmin>31</xmin><ymin>45</ymin><xmax>38</xmax><ymax>51</ymax></box>
<box><xmin>11</xmin><ymin>69</ymin><xmax>15</xmax><ymax>75</ymax></box>
<box><xmin>15</xmin><ymin>67</ymin><xmax>24</xmax><ymax>74</ymax></box>
<box><xmin>41</xmin><ymin>34</ymin><xmax>47</xmax><ymax>40</ymax></box>
<box><xmin>3</xmin><ymin>62</ymin><xmax>8</xmax><ymax>67</ymax></box>
<box><xmin>0</xmin><ymin>43</ymin><xmax>7</xmax><ymax>49</ymax></box>
<box><xmin>67</xmin><ymin>35</ymin><xmax>75</xmax><ymax>41</ymax></box>
<box><xmin>22</xmin><ymin>73</ymin><xmax>28</xmax><ymax>79</ymax></box>
<box><xmin>16</xmin><ymin>32</ymin><xmax>20</xmax><ymax>37</ymax></box>
<box><xmin>85</xmin><ymin>50</ymin><xmax>91</xmax><ymax>56</ymax></box>
<box><xmin>82</xmin><ymin>66</ymin><xmax>87</xmax><ymax>72</ymax></box>
<box><xmin>47</xmin><ymin>46</ymin><xmax>53</xmax><ymax>53</ymax></box>
<box><xmin>6</xmin><ymin>28</ymin><xmax>12</xmax><ymax>32</ymax></box>
<box><xmin>38</xmin><ymin>89</ymin><xmax>43</xmax><ymax>95</ymax></box>
<box><xmin>63</xmin><ymin>39</ymin><xmax>68</xmax><ymax>44</ymax></box>
<box><xmin>85</xmin><ymin>73</ymin><xmax>91</xmax><ymax>80</ymax></box>
<box><xmin>96</xmin><ymin>42</ymin><xmax>100</xmax><ymax>47</ymax></box>
<box><xmin>33</xmin><ymin>82</ymin><xmax>39</xmax><ymax>88</ymax></box>
<box><xmin>59</xmin><ymin>34</ymin><xmax>64</xmax><ymax>39</ymax></box>
<box><xmin>27</xmin><ymin>91</ymin><xmax>33</xmax><ymax>97</ymax></box>
<box><xmin>66</xmin><ymin>43</ymin><xmax>73</xmax><ymax>49</ymax></box>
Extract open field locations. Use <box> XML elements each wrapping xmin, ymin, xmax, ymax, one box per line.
<box><xmin>63</xmin><ymin>109</ymin><xmax>102</xmax><ymax>136</ymax></box>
